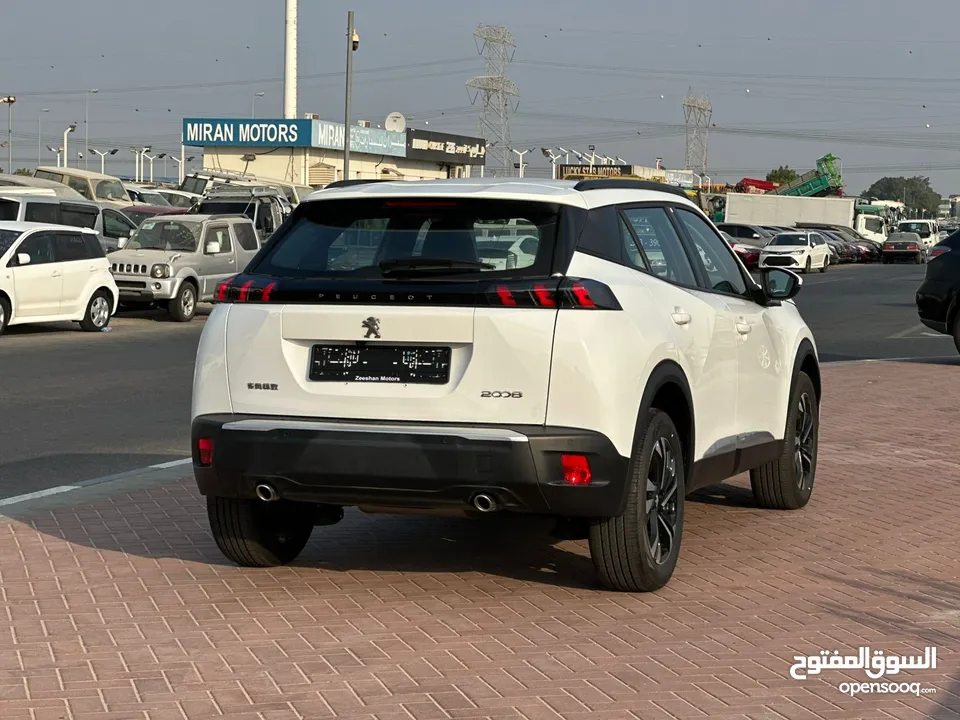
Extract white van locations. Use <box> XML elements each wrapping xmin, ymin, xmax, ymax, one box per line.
<box><xmin>896</xmin><ymin>219</ymin><xmax>939</xmax><ymax>249</ymax></box>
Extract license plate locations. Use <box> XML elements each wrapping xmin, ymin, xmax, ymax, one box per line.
<box><xmin>309</xmin><ymin>344</ymin><xmax>451</xmax><ymax>384</ymax></box>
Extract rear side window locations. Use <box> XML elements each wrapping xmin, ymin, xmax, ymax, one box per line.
<box><xmin>34</xmin><ymin>170</ymin><xmax>64</xmax><ymax>183</ymax></box>
<box><xmin>0</xmin><ymin>199</ymin><xmax>19</xmax><ymax>221</ymax></box>
<box><xmin>251</xmin><ymin>198</ymin><xmax>560</xmax><ymax>278</ymax></box>
<box><xmin>24</xmin><ymin>202</ymin><xmax>60</xmax><ymax>224</ymax></box>
<box><xmin>55</xmin><ymin>233</ymin><xmax>90</xmax><ymax>262</ymax></box>
<box><xmin>66</xmin><ymin>176</ymin><xmax>92</xmax><ymax>199</ymax></box>
<box><xmin>621</xmin><ymin>207</ymin><xmax>697</xmax><ymax>286</ymax></box>
<box><xmin>234</xmin><ymin>223</ymin><xmax>259</xmax><ymax>251</ymax></box>
<box><xmin>60</xmin><ymin>203</ymin><xmax>99</xmax><ymax>229</ymax></box>
<box><xmin>82</xmin><ymin>232</ymin><xmax>105</xmax><ymax>258</ymax></box>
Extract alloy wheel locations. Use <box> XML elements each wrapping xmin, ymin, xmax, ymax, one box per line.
<box><xmin>794</xmin><ymin>393</ymin><xmax>816</xmax><ymax>491</ymax></box>
<box><xmin>644</xmin><ymin>436</ymin><xmax>680</xmax><ymax>564</ymax></box>
<box><xmin>181</xmin><ymin>288</ymin><xmax>195</xmax><ymax>316</ymax></box>
<box><xmin>90</xmin><ymin>297</ymin><xmax>110</xmax><ymax>328</ymax></box>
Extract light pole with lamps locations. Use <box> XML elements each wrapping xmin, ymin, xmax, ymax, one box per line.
<box><xmin>84</xmin><ymin>89</ymin><xmax>98</xmax><ymax>171</ymax></box>
<box><xmin>511</xmin><ymin>148</ymin><xmax>533</xmax><ymax>178</ymax></box>
<box><xmin>0</xmin><ymin>96</ymin><xmax>15</xmax><ymax>173</ymax></box>
<box><xmin>89</xmin><ymin>148</ymin><xmax>118</xmax><ymax>175</ymax></box>
<box><xmin>62</xmin><ymin>123</ymin><xmax>77</xmax><ymax>168</ymax></box>
<box><xmin>342</xmin><ymin>11</ymin><xmax>358</xmax><ymax>181</ymax></box>
<box><xmin>252</xmin><ymin>92</ymin><xmax>265</xmax><ymax>118</ymax></box>
<box><xmin>137</xmin><ymin>146</ymin><xmax>152</xmax><ymax>182</ymax></box>
<box><xmin>541</xmin><ymin>147</ymin><xmax>561</xmax><ymax>179</ymax></box>
<box><xmin>170</xmin><ymin>155</ymin><xmax>194</xmax><ymax>184</ymax></box>
<box><xmin>142</xmin><ymin>152</ymin><xmax>156</xmax><ymax>183</ymax></box>
<box><xmin>129</xmin><ymin>147</ymin><xmax>139</xmax><ymax>181</ymax></box>
<box><xmin>37</xmin><ymin>108</ymin><xmax>49</xmax><ymax>168</ymax></box>
<box><xmin>46</xmin><ymin>145</ymin><xmax>62</xmax><ymax>167</ymax></box>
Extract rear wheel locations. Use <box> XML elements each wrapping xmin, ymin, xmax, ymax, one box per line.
<box><xmin>750</xmin><ymin>372</ymin><xmax>818</xmax><ymax>510</ymax></box>
<box><xmin>0</xmin><ymin>296</ymin><xmax>9</xmax><ymax>336</ymax></box>
<box><xmin>819</xmin><ymin>256</ymin><xmax>828</xmax><ymax>273</ymax></box>
<box><xmin>589</xmin><ymin>409</ymin><xmax>685</xmax><ymax>592</ymax></box>
<box><xmin>79</xmin><ymin>291</ymin><xmax>112</xmax><ymax>332</ymax></box>
<box><xmin>207</xmin><ymin>496</ymin><xmax>314</xmax><ymax>567</ymax></box>
<box><xmin>168</xmin><ymin>282</ymin><xmax>197</xmax><ymax>322</ymax></box>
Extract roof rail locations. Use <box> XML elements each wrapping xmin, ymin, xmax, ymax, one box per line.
<box><xmin>208</xmin><ymin>214</ymin><xmax>250</xmax><ymax>220</ymax></box>
<box><xmin>572</xmin><ymin>178</ymin><xmax>691</xmax><ymax>199</ymax></box>
<box><xmin>324</xmin><ymin>179</ymin><xmax>395</xmax><ymax>189</ymax></box>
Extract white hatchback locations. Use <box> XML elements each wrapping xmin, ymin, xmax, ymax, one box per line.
<box><xmin>0</xmin><ymin>221</ymin><xmax>118</xmax><ymax>334</ymax></box>
<box><xmin>759</xmin><ymin>231</ymin><xmax>831</xmax><ymax>274</ymax></box>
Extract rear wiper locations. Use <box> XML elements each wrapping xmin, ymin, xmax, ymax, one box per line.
<box><xmin>379</xmin><ymin>257</ymin><xmax>495</xmax><ymax>277</ymax></box>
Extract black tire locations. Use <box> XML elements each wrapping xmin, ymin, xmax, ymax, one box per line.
<box><xmin>750</xmin><ymin>371</ymin><xmax>819</xmax><ymax>510</ymax></box>
<box><xmin>207</xmin><ymin>496</ymin><xmax>314</xmax><ymax>567</ymax></box>
<box><xmin>802</xmin><ymin>257</ymin><xmax>811</xmax><ymax>274</ymax></box>
<box><xmin>589</xmin><ymin>409</ymin><xmax>685</xmax><ymax>592</ymax></box>
<box><xmin>168</xmin><ymin>281</ymin><xmax>197</xmax><ymax>322</ymax></box>
<box><xmin>819</xmin><ymin>257</ymin><xmax>828</xmax><ymax>273</ymax></box>
<box><xmin>78</xmin><ymin>290</ymin><xmax>112</xmax><ymax>332</ymax></box>
<box><xmin>0</xmin><ymin>295</ymin><xmax>9</xmax><ymax>336</ymax></box>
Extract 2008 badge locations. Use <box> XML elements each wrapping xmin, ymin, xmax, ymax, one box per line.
<box><xmin>480</xmin><ymin>391</ymin><xmax>523</xmax><ymax>398</ymax></box>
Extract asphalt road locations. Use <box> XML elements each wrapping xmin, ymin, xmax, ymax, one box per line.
<box><xmin>0</xmin><ymin>263</ymin><xmax>955</xmax><ymax>501</ymax></box>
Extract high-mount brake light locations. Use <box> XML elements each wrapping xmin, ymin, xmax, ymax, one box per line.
<box><xmin>483</xmin><ymin>278</ymin><xmax>621</xmax><ymax>310</ymax></box>
<box><xmin>383</xmin><ymin>200</ymin><xmax>457</xmax><ymax>208</ymax></box>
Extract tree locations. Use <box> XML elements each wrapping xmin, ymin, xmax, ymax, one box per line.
<box><xmin>864</xmin><ymin>175</ymin><xmax>941</xmax><ymax>215</ymax></box>
<box><xmin>766</xmin><ymin>165</ymin><xmax>799</xmax><ymax>186</ymax></box>
<box><xmin>13</xmin><ymin>168</ymin><xmax>31</xmax><ymax>176</ymax></box>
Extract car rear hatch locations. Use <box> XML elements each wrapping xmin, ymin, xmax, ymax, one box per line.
<box><xmin>216</xmin><ymin>194</ymin><xmax>605</xmax><ymax>426</ymax></box>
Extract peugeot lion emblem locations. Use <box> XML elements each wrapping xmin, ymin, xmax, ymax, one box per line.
<box><xmin>361</xmin><ymin>316</ymin><xmax>381</xmax><ymax>339</ymax></box>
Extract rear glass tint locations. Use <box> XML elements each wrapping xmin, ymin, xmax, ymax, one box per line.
<box><xmin>251</xmin><ymin>198</ymin><xmax>560</xmax><ymax>278</ymax></box>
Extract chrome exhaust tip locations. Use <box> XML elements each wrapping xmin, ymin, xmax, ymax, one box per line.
<box><xmin>255</xmin><ymin>483</ymin><xmax>279</xmax><ymax>502</ymax></box>
<box><xmin>471</xmin><ymin>493</ymin><xmax>497</xmax><ymax>513</ymax></box>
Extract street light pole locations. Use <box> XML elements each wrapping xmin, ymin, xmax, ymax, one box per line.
<box><xmin>1</xmin><ymin>96</ymin><xmax>15</xmax><ymax>173</ymax></box>
<box><xmin>511</xmin><ymin>148</ymin><xmax>533</xmax><ymax>178</ymax></box>
<box><xmin>252</xmin><ymin>92</ymin><xmax>265</xmax><ymax>118</ymax></box>
<box><xmin>90</xmin><ymin>148</ymin><xmax>118</xmax><ymax>175</ymax></box>
<box><xmin>62</xmin><ymin>124</ymin><xmax>76</xmax><ymax>169</ymax></box>
<box><xmin>85</xmin><ymin>89</ymin><xmax>98</xmax><ymax>171</ymax></box>
<box><xmin>343</xmin><ymin>11</ymin><xmax>358</xmax><ymax>181</ymax></box>
<box><xmin>38</xmin><ymin>108</ymin><xmax>49</xmax><ymax>168</ymax></box>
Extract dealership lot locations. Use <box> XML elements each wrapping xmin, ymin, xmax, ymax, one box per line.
<box><xmin>0</xmin><ymin>262</ymin><xmax>957</xmax><ymax>719</ymax></box>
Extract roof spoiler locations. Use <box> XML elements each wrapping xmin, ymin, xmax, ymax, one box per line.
<box><xmin>323</xmin><ymin>179</ymin><xmax>396</xmax><ymax>190</ymax></box>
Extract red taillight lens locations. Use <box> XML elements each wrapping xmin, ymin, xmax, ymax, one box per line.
<box><xmin>215</xmin><ymin>276</ymin><xmax>277</xmax><ymax>303</ymax></box>
<box><xmin>907</xmin><ymin>244</ymin><xmax>918</xmax><ymax>250</ymax></box>
<box><xmin>884</xmin><ymin>244</ymin><xmax>894</xmax><ymax>250</ymax></box>
<box><xmin>261</xmin><ymin>282</ymin><xmax>277</xmax><ymax>301</ymax></box>
<box><xmin>197</xmin><ymin>437</ymin><xmax>213</xmax><ymax>466</ymax></box>
<box><xmin>561</xmin><ymin>454</ymin><xmax>592</xmax><ymax>485</ymax></box>
<box><xmin>483</xmin><ymin>278</ymin><xmax>621</xmax><ymax>310</ymax></box>
<box><xmin>930</xmin><ymin>246</ymin><xmax>950</xmax><ymax>258</ymax></box>
<box><xmin>237</xmin><ymin>280</ymin><xmax>255</xmax><ymax>302</ymax></box>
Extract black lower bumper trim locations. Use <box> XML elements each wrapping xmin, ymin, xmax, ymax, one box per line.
<box><xmin>191</xmin><ymin>414</ymin><xmax>630</xmax><ymax>518</ymax></box>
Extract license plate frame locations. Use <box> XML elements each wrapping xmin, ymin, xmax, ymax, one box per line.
<box><xmin>309</xmin><ymin>344</ymin><xmax>452</xmax><ymax>385</ymax></box>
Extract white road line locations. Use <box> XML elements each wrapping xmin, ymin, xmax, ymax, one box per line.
<box><xmin>0</xmin><ymin>486</ymin><xmax>78</xmax><ymax>507</ymax></box>
<box><xmin>149</xmin><ymin>458</ymin><xmax>192</xmax><ymax>470</ymax></box>
<box><xmin>887</xmin><ymin>323</ymin><xmax>927</xmax><ymax>339</ymax></box>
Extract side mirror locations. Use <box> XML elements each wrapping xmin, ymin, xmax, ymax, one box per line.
<box><xmin>752</xmin><ymin>233</ymin><xmax>761</xmax><ymax>239</ymax></box>
<box><xmin>205</xmin><ymin>240</ymin><xmax>222</xmax><ymax>255</ymax></box>
<box><xmin>16</xmin><ymin>252</ymin><xmax>30</xmax><ymax>266</ymax></box>
<box><xmin>760</xmin><ymin>268</ymin><xmax>802</xmax><ymax>302</ymax></box>
<box><xmin>117</xmin><ymin>237</ymin><xmax>128</xmax><ymax>249</ymax></box>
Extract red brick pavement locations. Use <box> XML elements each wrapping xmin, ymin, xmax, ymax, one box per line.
<box><xmin>1</xmin><ymin>361</ymin><xmax>958</xmax><ymax>720</ymax></box>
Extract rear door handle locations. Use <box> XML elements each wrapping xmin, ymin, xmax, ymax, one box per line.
<box><xmin>51</xmin><ymin>270</ymin><xmax>62</xmax><ymax>278</ymax></box>
<box><xmin>671</xmin><ymin>309</ymin><xmax>691</xmax><ymax>325</ymax></box>
<box><xmin>736</xmin><ymin>318</ymin><xmax>752</xmax><ymax>335</ymax></box>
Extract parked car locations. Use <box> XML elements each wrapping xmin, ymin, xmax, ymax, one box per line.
<box><xmin>194</xmin><ymin>185</ymin><xmax>287</xmax><ymax>243</ymax></box>
<box><xmin>0</xmin><ymin>173</ymin><xmax>85</xmax><ymax>198</ymax></box>
<box><xmin>819</xmin><ymin>232</ymin><xmax>858</xmax><ymax>263</ymax></box>
<box><xmin>850</xmin><ymin>241</ymin><xmax>881</xmax><ymax>263</ymax></box>
<box><xmin>721</xmin><ymin>231</ymin><xmax>760</xmax><ymax>268</ymax></box>
<box><xmin>716</xmin><ymin>222</ymin><xmax>774</xmax><ymax>247</ymax></box>
<box><xmin>0</xmin><ymin>221</ymin><xmax>118</xmax><ymax>334</ymax></box>
<box><xmin>895</xmin><ymin>220</ymin><xmax>938</xmax><ymax>249</ymax></box>
<box><xmin>109</xmin><ymin>214</ymin><xmax>262</xmax><ymax>322</ymax></box>
<box><xmin>122</xmin><ymin>204</ymin><xmax>186</xmax><ymax>227</ymax></box>
<box><xmin>882</xmin><ymin>232</ymin><xmax>927</xmax><ymax>264</ymax></box>
<box><xmin>34</xmin><ymin>167</ymin><xmax>135</xmax><ymax>210</ymax></box>
<box><xmin>125</xmin><ymin>184</ymin><xmax>172</xmax><ymax>206</ymax></box>
<box><xmin>189</xmin><ymin>178</ymin><xmax>822</xmax><ymax>593</ymax></box>
<box><xmin>916</xmin><ymin>233</ymin><xmax>960</xmax><ymax>351</ymax></box>
<box><xmin>759</xmin><ymin>231</ymin><xmax>831</xmax><ymax>273</ymax></box>
<box><xmin>155</xmin><ymin>188</ymin><xmax>201</xmax><ymax>209</ymax></box>
<box><xmin>0</xmin><ymin>193</ymin><xmax>137</xmax><ymax>253</ymax></box>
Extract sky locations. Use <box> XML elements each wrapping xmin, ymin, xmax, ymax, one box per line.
<box><xmin>2</xmin><ymin>0</ymin><xmax>958</xmax><ymax>195</ymax></box>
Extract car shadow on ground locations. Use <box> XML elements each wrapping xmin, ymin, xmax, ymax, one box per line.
<box><xmin>114</xmin><ymin>304</ymin><xmax>212</xmax><ymax>322</ymax></box>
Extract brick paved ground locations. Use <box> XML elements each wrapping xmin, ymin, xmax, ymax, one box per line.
<box><xmin>1</xmin><ymin>361</ymin><xmax>958</xmax><ymax>720</ymax></box>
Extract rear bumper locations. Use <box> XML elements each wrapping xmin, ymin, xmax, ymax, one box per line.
<box><xmin>191</xmin><ymin>414</ymin><xmax>630</xmax><ymax>517</ymax></box>
<box><xmin>882</xmin><ymin>250</ymin><xmax>921</xmax><ymax>259</ymax></box>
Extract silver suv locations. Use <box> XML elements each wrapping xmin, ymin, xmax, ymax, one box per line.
<box><xmin>109</xmin><ymin>214</ymin><xmax>261</xmax><ymax>321</ymax></box>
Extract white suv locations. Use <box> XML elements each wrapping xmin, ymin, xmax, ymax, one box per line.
<box><xmin>191</xmin><ymin>178</ymin><xmax>821</xmax><ymax>592</ymax></box>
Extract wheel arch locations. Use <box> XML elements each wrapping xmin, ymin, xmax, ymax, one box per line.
<box><xmin>632</xmin><ymin>360</ymin><xmax>695</xmax><ymax>479</ymax></box>
<box><xmin>790</xmin><ymin>338</ymin><xmax>821</xmax><ymax>404</ymax></box>
<box><xmin>93</xmin><ymin>285</ymin><xmax>118</xmax><ymax>313</ymax></box>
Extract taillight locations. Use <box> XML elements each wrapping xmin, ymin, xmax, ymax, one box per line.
<box><xmin>883</xmin><ymin>244</ymin><xmax>894</xmax><ymax>250</ymax></box>
<box><xmin>930</xmin><ymin>246</ymin><xmax>951</xmax><ymax>258</ymax></box>
<box><xmin>483</xmin><ymin>278</ymin><xmax>621</xmax><ymax>310</ymax></box>
<box><xmin>216</xmin><ymin>276</ymin><xmax>276</xmax><ymax>303</ymax></box>
<box><xmin>561</xmin><ymin>454</ymin><xmax>592</xmax><ymax>485</ymax></box>
<box><xmin>197</xmin><ymin>437</ymin><xmax>213</xmax><ymax>466</ymax></box>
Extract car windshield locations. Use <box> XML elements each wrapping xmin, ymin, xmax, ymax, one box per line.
<box><xmin>179</xmin><ymin>177</ymin><xmax>207</xmax><ymax>195</ymax></box>
<box><xmin>125</xmin><ymin>219</ymin><xmax>202</xmax><ymax>251</ymax></box>
<box><xmin>197</xmin><ymin>201</ymin><xmax>255</xmax><ymax>220</ymax></box>
<box><xmin>250</xmin><ymin>197</ymin><xmax>558</xmax><ymax>279</ymax></box>
<box><xmin>139</xmin><ymin>191</ymin><xmax>170</xmax><ymax>206</ymax></box>
<box><xmin>95</xmin><ymin>179</ymin><xmax>127</xmax><ymax>201</ymax></box>
<box><xmin>769</xmin><ymin>234</ymin><xmax>808</xmax><ymax>246</ymax></box>
<box><xmin>899</xmin><ymin>222</ymin><xmax>930</xmax><ymax>235</ymax></box>
<box><xmin>0</xmin><ymin>229</ymin><xmax>22</xmax><ymax>254</ymax></box>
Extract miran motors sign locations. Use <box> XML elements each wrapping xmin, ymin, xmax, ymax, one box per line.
<box><xmin>557</xmin><ymin>164</ymin><xmax>635</xmax><ymax>177</ymax></box>
<box><xmin>314</xmin><ymin>120</ymin><xmax>407</xmax><ymax>157</ymax></box>
<box><xmin>182</xmin><ymin>118</ymin><xmax>314</xmax><ymax>147</ymax></box>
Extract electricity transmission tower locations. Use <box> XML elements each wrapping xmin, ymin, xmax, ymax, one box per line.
<box><xmin>683</xmin><ymin>88</ymin><xmax>712</xmax><ymax>175</ymax></box>
<box><xmin>466</xmin><ymin>25</ymin><xmax>520</xmax><ymax>176</ymax></box>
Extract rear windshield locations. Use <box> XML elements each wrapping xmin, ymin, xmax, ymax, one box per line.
<box><xmin>769</xmin><ymin>234</ymin><xmax>807</xmax><ymax>246</ymax></box>
<box><xmin>0</xmin><ymin>200</ymin><xmax>19</xmax><ymax>221</ymax></box>
<box><xmin>197</xmin><ymin>201</ymin><xmax>255</xmax><ymax>220</ymax></box>
<box><xmin>250</xmin><ymin>198</ymin><xmax>559</xmax><ymax>278</ymax></box>
<box><xmin>180</xmin><ymin>177</ymin><xmax>207</xmax><ymax>195</ymax></box>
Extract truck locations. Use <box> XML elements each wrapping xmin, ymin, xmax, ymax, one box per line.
<box><xmin>716</xmin><ymin>193</ymin><xmax>888</xmax><ymax>244</ymax></box>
